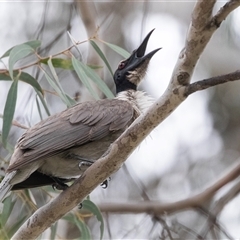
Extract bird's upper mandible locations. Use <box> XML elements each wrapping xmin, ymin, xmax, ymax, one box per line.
<box><xmin>113</xmin><ymin>29</ymin><xmax>161</xmax><ymax>93</ymax></box>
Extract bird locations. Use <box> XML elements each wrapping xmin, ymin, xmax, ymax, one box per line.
<box><xmin>0</xmin><ymin>29</ymin><xmax>160</xmax><ymax>201</ymax></box>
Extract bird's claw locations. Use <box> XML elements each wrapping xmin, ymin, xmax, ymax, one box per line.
<box><xmin>52</xmin><ymin>177</ymin><xmax>68</xmax><ymax>190</ymax></box>
<box><xmin>100</xmin><ymin>177</ymin><xmax>111</xmax><ymax>189</ymax></box>
<box><xmin>78</xmin><ymin>160</ymin><xmax>93</xmax><ymax>170</ymax></box>
<box><xmin>52</xmin><ymin>181</ymin><xmax>69</xmax><ymax>191</ymax></box>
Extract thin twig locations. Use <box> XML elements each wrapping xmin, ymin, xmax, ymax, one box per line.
<box><xmin>200</xmin><ymin>179</ymin><xmax>240</xmax><ymax>239</ymax></box>
<box><xmin>197</xmin><ymin>207</ymin><xmax>235</xmax><ymax>240</ymax></box>
<box><xmin>0</xmin><ymin>39</ymin><xmax>88</xmax><ymax>75</ymax></box>
<box><xmin>98</xmin><ymin>161</ymin><xmax>240</xmax><ymax>215</ymax></box>
<box><xmin>185</xmin><ymin>70</ymin><xmax>240</xmax><ymax>96</ymax></box>
<box><xmin>0</xmin><ymin>114</ymin><xmax>29</xmax><ymax>130</ymax></box>
<box><xmin>211</xmin><ymin>0</ymin><xmax>240</xmax><ymax>28</ymax></box>
<box><xmin>174</xmin><ymin>220</ymin><xmax>203</xmax><ymax>239</ymax></box>
<box><xmin>153</xmin><ymin>216</ymin><xmax>174</xmax><ymax>240</ymax></box>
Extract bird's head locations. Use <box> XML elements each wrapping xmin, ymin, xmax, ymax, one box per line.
<box><xmin>114</xmin><ymin>29</ymin><xmax>161</xmax><ymax>94</ymax></box>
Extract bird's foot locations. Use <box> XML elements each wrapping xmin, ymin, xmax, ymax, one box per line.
<box><xmin>78</xmin><ymin>202</ymin><xmax>83</xmax><ymax>209</ymax></box>
<box><xmin>51</xmin><ymin>177</ymin><xmax>69</xmax><ymax>190</ymax></box>
<box><xmin>66</xmin><ymin>153</ymin><xmax>94</xmax><ymax>171</ymax></box>
<box><xmin>78</xmin><ymin>160</ymin><xmax>93</xmax><ymax>170</ymax></box>
<box><xmin>70</xmin><ymin>153</ymin><xmax>110</xmax><ymax>188</ymax></box>
<box><xmin>101</xmin><ymin>177</ymin><xmax>111</xmax><ymax>189</ymax></box>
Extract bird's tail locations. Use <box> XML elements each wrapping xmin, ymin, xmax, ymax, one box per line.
<box><xmin>0</xmin><ymin>171</ymin><xmax>17</xmax><ymax>202</ymax></box>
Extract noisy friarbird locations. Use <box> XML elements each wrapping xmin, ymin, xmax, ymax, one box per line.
<box><xmin>0</xmin><ymin>29</ymin><xmax>160</xmax><ymax>201</ymax></box>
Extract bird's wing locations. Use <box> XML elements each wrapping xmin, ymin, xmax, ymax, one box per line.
<box><xmin>7</xmin><ymin>99</ymin><xmax>134</xmax><ymax>171</ymax></box>
<box><xmin>11</xmin><ymin>171</ymin><xmax>72</xmax><ymax>190</ymax></box>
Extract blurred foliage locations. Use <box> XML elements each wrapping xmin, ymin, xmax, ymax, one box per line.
<box><xmin>0</xmin><ymin>1</ymin><xmax>240</xmax><ymax>239</ymax></box>
<box><xmin>0</xmin><ymin>33</ymin><xmax>129</xmax><ymax>239</ymax></box>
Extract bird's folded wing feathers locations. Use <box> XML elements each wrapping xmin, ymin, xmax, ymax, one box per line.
<box><xmin>0</xmin><ymin>171</ymin><xmax>17</xmax><ymax>201</ymax></box>
<box><xmin>7</xmin><ymin>99</ymin><xmax>134</xmax><ymax>171</ymax></box>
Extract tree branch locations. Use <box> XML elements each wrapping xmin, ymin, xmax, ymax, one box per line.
<box><xmin>170</xmin><ymin>0</ymin><xmax>216</xmax><ymax>87</ymax></box>
<box><xmin>185</xmin><ymin>70</ymin><xmax>240</xmax><ymax>96</ymax></box>
<box><xmin>97</xmin><ymin>161</ymin><xmax>240</xmax><ymax>215</ymax></box>
<box><xmin>198</xmin><ymin>179</ymin><xmax>240</xmax><ymax>239</ymax></box>
<box><xmin>212</xmin><ymin>0</ymin><xmax>240</xmax><ymax>27</ymax></box>
<box><xmin>213</xmin><ymin>179</ymin><xmax>240</xmax><ymax>215</ymax></box>
<box><xmin>12</xmin><ymin>1</ymin><xmax>240</xmax><ymax>239</ymax></box>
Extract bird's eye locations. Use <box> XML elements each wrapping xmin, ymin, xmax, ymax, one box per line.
<box><xmin>118</xmin><ymin>61</ymin><xmax>125</xmax><ymax>70</ymax></box>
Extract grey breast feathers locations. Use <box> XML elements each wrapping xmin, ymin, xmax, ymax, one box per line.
<box><xmin>7</xmin><ymin>99</ymin><xmax>135</xmax><ymax>172</ymax></box>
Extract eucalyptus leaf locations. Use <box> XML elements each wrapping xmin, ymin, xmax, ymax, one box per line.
<box><xmin>80</xmin><ymin>63</ymin><xmax>114</xmax><ymax>99</ymax></box>
<box><xmin>7</xmin><ymin>213</ymin><xmax>28</xmax><ymax>238</ymax></box>
<box><xmin>72</xmin><ymin>56</ymin><xmax>100</xmax><ymax>100</ymax></box>
<box><xmin>1</xmin><ymin>40</ymin><xmax>41</xmax><ymax>59</ymax></box>
<box><xmin>0</xmin><ymin>71</ymin><xmax>43</xmax><ymax>95</ymax></box>
<box><xmin>47</xmin><ymin>58</ymin><xmax>73</xmax><ymax>107</ymax></box>
<box><xmin>41</xmin><ymin>58</ymin><xmax>73</xmax><ymax>70</ymax></box>
<box><xmin>1</xmin><ymin>196</ymin><xmax>17</xmax><ymax>226</ymax></box>
<box><xmin>63</xmin><ymin>213</ymin><xmax>91</xmax><ymax>240</ymax></box>
<box><xmin>87</xmin><ymin>64</ymin><xmax>103</xmax><ymax>70</ymax></box>
<box><xmin>17</xmin><ymin>72</ymin><xmax>43</xmax><ymax>94</ymax></box>
<box><xmin>82</xmin><ymin>199</ymin><xmax>104</xmax><ymax>240</ymax></box>
<box><xmin>65</xmin><ymin>93</ymin><xmax>77</xmax><ymax>106</ymax></box>
<box><xmin>36</xmin><ymin>95</ymin><xmax>43</xmax><ymax>121</ymax></box>
<box><xmin>74</xmin><ymin>215</ymin><xmax>91</xmax><ymax>240</ymax></box>
<box><xmin>8</xmin><ymin>44</ymin><xmax>35</xmax><ymax>79</ymax></box>
<box><xmin>50</xmin><ymin>222</ymin><xmax>58</xmax><ymax>240</ymax></box>
<box><xmin>62</xmin><ymin>213</ymin><xmax>75</xmax><ymax>223</ymax></box>
<box><xmin>0</xmin><ymin>134</ymin><xmax>14</xmax><ymax>153</ymax></box>
<box><xmin>44</xmin><ymin>71</ymin><xmax>72</xmax><ymax>107</ymax></box>
<box><xmin>0</xmin><ymin>71</ymin><xmax>43</xmax><ymax>94</ymax></box>
<box><xmin>90</xmin><ymin>40</ymin><xmax>113</xmax><ymax>76</ymax></box>
<box><xmin>102</xmin><ymin>41</ymin><xmax>130</xmax><ymax>58</ymax></box>
<box><xmin>36</xmin><ymin>90</ymin><xmax>51</xmax><ymax>117</ymax></box>
<box><xmin>2</xmin><ymin>80</ymin><xmax>18</xmax><ymax>147</ymax></box>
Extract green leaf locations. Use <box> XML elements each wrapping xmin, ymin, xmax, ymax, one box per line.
<box><xmin>65</xmin><ymin>93</ymin><xmax>77</xmax><ymax>106</ymax></box>
<box><xmin>35</xmin><ymin>95</ymin><xmax>43</xmax><ymax>120</ymax></box>
<box><xmin>1</xmin><ymin>196</ymin><xmax>17</xmax><ymax>226</ymax></box>
<box><xmin>74</xmin><ymin>215</ymin><xmax>91</xmax><ymax>240</ymax></box>
<box><xmin>7</xmin><ymin>213</ymin><xmax>28</xmax><ymax>238</ymax></box>
<box><xmin>43</xmin><ymin>71</ymin><xmax>71</xmax><ymax>107</ymax></box>
<box><xmin>47</xmin><ymin>58</ymin><xmax>73</xmax><ymax>107</ymax></box>
<box><xmin>8</xmin><ymin>44</ymin><xmax>35</xmax><ymax>79</ymax></box>
<box><xmin>50</xmin><ymin>222</ymin><xmax>58</xmax><ymax>240</ymax></box>
<box><xmin>41</xmin><ymin>58</ymin><xmax>73</xmax><ymax>70</ymax></box>
<box><xmin>47</xmin><ymin>58</ymin><xmax>61</xmax><ymax>88</ymax></box>
<box><xmin>35</xmin><ymin>90</ymin><xmax>51</xmax><ymax>117</ymax></box>
<box><xmin>80</xmin><ymin>63</ymin><xmax>114</xmax><ymax>99</ymax></box>
<box><xmin>1</xmin><ymin>40</ymin><xmax>41</xmax><ymax>59</ymax></box>
<box><xmin>72</xmin><ymin>56</ymin><xmax>100</xmax><ymax>100</ymax></box>
<box><xmin>0</xmin><ymin>71</ymin><xmax>43</xmax><ymax>95</ymax></box>
<box><xmin>0</xmin><ymin>133</ymin><xmax>14</xmax><ymax>153</ymax></box>
<box><xmin>0</xmin><ymin>73</ymin><xmax>12</xmax><ymax>81</ymax></box>
<box><xmin>82</xmin><ymin>199</ymin><xmax>104</xmax><ymax>240</ymax></box>
<box><xmin>90</xmin><ymin>40</ymin><xmax>113</xmax><ymax>76</ymax></box>
<box><xmin>18</xmin><ymin>72</ymin><xmax>43</xmax><ymax>94</ymax></box>
<box><xmin>40</xmin><ymin>57</ymin><xmax>104</xmax><ymax>71</ymax></box>
<box><xmin>62</xmin><ymin>213</ymin><xmax>75</xmax><ymax>223</ymax></box>
<box><xmin>102</xmin><ymin>41</ymin><xmax>130</xmax><ymax>58</ymax></box>
<box><xmin>2</xmin><ymin>80</ymin><xmax>18</xmax><ymax>147</ymax></box>
<box><xmin>87</xmin><ymin>64</ymin><xmax>103</xmax><ymax>70</ymax></box>
<box><xmin>63</xmin><ymin>213</ymin><xmax>91</xmax><ymax>240</ymax></box>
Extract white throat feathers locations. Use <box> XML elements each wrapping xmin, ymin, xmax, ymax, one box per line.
<box><xmin>116</xmin><ymin>90</ymin><xmax>154</xmax><ymax>116</ymax></box>
<box><xmin>126</xmin><ymin>60</ymin><xmax>150</xmax><ymax>86</ymax></box>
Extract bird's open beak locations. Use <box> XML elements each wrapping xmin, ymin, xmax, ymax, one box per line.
<box><xmin>125</xmin><ymin>29</ymin><xmax>161</xmax><ymax>71</ymax></box>
<box><xmin>114</xmin><ymin>29</ymin><xmax>161</xmax><ymax>92</ymax></box>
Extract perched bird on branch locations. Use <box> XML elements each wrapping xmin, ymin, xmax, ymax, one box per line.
<box><xmin>0</xmin><ymin>29</ymin><xmax>160</xmax><ymax>201</ymax></box>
